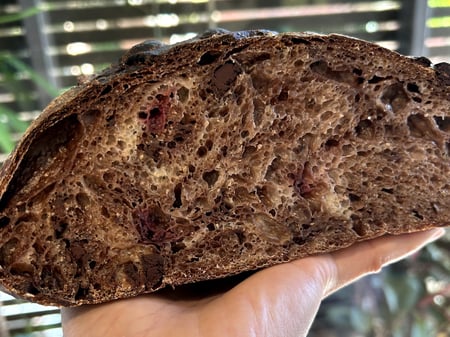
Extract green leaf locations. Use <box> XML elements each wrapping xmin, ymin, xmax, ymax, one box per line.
<box><xmin>0</xmin><ymin>122</ymin><xmax>15</xmax><ymax>153</ymax></box>
<box><xmin>0</xmin><ymin>4</ymin><xmax>51</xmax><ymax>24</ymax></box>
<box><xmin>383</xmin><ymin>274</ymin><xmax>424</xmax><ymax>314</ymax></box>
<box><xmin>0</xmin><ymin>105</ymin><xmax>29</xmax><ymax>133</ymax></box>
<box><xmin>411</xmin><ymin>317</ymin><xmax>433</xmax><ymax>337</ymax></box>
<box><xmin>349</xmin><ymin>307</ymin><xmax>372</xmax><ymax>334</ymax></box>
<box><xmin>4</xmin><ymin>56</ymin><xmax>59</xmax><ymax>98</ymax></box>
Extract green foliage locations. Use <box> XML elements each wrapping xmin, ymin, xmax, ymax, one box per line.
<box><xmin>0</xmin><ymin>7</ymin><xmax>58</xmax><ymax>154</ymax></box>
<box><xmin>0</xmin><ymin>3</ymin><xmax>50</xmax><ymax>24</ymax></box>
<box><xmin>310</xmin><ymin>231</ymin><xmax>450</xmax><ymax>337</ymax></box>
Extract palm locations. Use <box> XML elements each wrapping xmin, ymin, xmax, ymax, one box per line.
<box><xmin>62</xmin><ymin>229</ymin><xmax>443</xmax><ymax>337</ymax></box>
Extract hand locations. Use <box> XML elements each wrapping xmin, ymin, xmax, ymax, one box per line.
<box><xmin>62</xmin><ymin>229</ymin><xmax>445</xmax><ymax>337</ymax></box>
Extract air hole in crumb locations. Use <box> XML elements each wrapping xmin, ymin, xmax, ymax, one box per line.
<box><xmin>352</xmin><ymin>222</ymin><xmax>367</xmax><ymax>236</ymax></box>
<box><xmin>205</xmin><ymin>139</ymin><xmax>213</xmax><ymax>150</ymax></box>
<box><xmin>173</xmin><ymin>183</ymin><xmax>182</xmax><ymax>208</ymax></box>
<box><xmin>348</xmin><ymin>193</ymin><xmax>361</xmax><ymax>202</ymax></box>
<box><xmin>207</xmin><ymin>223</ymin><xmax>215</xmax><ymax>231</ymax></box>
<box><xmin>75</xmin><ymin>192</ymin><xmax>90</xmax><ymax>209</ymax></box>
<box><xmin>54</xmin><ymin>222</ymin><xmax>68</xmax><ymax>239</ymax></box>
<box><xmin>406</xmin><ymin>82</ymin><xmax>420</xmax><ymax>93</ymax></box>
<box><xmin>381</xmin><ymin>187</ymin><xmax>394</xmax><ymax>194</ymax></box>
<box><xmin>203</xmin><ymin>170</ymin><xmax>219</xmax><ymax>187</ymax></box>
<box><xmin>197</xmin><ymin>146</ymin><xmax>207</xmax><ymax>157</ymax></box>
<box><xmin>412</xmin><ymin>209</ymin><xmax>424</xmax><ymax>220</ymax></box>
<box><xmin>0</xmin><ymin>217</ymin><xmax>10</xmax><ymax>228</ymax></box>
<box><xmin>278</xmin><ymin>89</ymin><xmax>288</xmax><ymax>101</ymax></box>
<box><xmin>198</xmin><ymin>50</ymin><xmax>222</xmax><ymax>65</ymax></box>
<box><xmin>368</xmin><ymin>75</ymin><xmax>389</xmax><ymax>84</ymax></box>
<box><xmin>407</xmin><ymin>114</ymin><xmax>436</xmax><ymax>138</ymax></box>
<box><xmin>177</xmin><ymin>86</ymin><xmax>189</xmax><ymax>102</ymax></box>
<box><xmin>380</xmin><ymin>83</ymin><xmax>409</xmax><ymax>113</ymax></box>
<box><xmin>355</xmin><ymin>119</ymin><xmax>374</xmax><ymax>139</ymax></box>
<box><xmin>101</xmin><ymin>206</ymin><xmax>110</xmax><ymax>218</ymax></box>
<box><xmin>26</xmin><ymin>283</ymin><xmax>40</xmax><ymax>295</ymax></box>
<box><xmin>325</xmin><ymin>139</ymin><xmax>339</xmax><ymax>148</ymax></box>
<box><xmin>241</xmin><ymin>130</ymin><xmax>249</xmax><ymax>138</ymax></box>
<box><xmin>138</xmin><ymin>111</ymin><xmax>147</xmax><ymax>119</ymax></box>
<box><xmin>220</xmin><ymin>146</ymin><xmax>228</xmax><ymax>157</ymax></box>
<box><xmin>434</xmin><ymin>116</ymin><xmax>450</xmax><ymax>132</ymax></box>
<box><xmin>75</xmin><ymin>286</ymin><xmax>89</xmax><ymax>300</ymax></box>
<box><xmin>253</xmin><ymin>98</ymin><xmax>265</xmax><ymax>126</ymax></box>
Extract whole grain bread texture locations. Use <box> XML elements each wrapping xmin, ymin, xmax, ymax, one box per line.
<box><xmin>0</xmin><ymin>30</ymin><xmax>449</xmax><ymax>307</ymax></box>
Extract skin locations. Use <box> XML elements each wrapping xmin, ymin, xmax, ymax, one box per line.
<box><xmin>62</xmin><ymin>228</ymin><xmax>445</xmax><ymax>337</ymax></box>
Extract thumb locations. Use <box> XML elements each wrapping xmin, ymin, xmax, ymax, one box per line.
<box><xmin>226</xmin><ymin>228</ymin><xmax>445</xmax><ymax>337</ymax></box>
<box><xmin>320</xmin><ymin>228</ymin><xmax>445</xmax><ymax>297</ymax></box>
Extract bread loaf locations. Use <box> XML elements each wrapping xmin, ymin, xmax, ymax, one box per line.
<box><xmin>0</xmin><ymin>30</ymin><xmax>448</xmax><ymax>306</ymax></box>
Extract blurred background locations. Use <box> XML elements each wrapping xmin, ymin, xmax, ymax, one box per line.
<box><xmin>0</xmin><ymin>0</ymin><xmax>449</xmax><ymax>336</ymax></box>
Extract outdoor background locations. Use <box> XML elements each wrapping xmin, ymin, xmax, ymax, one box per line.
<box><xmin>0</xmin><ymin>0</ymin><xmax>449</xmax><ymax>336</ymax></box>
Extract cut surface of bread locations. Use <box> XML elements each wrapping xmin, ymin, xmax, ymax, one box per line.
<box><xmin>0</xmin><ymin>30</ymin><xmax>449</xmax><ymax>306</ymax></box>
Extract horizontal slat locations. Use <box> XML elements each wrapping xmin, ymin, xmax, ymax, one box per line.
<box><xmin>428</xmin><ymin>46</ymin><xmax>450</xmax><ymax>57</ymax></box>
<box><xmin>46</xmin><ymin>2</ymin><xmax>208</xmax><ymax>23</ymax></box>
<box><xmin>429</xmin><ymin>27</ymin><xmax>450</xmax><ymax>37</ymax></box>
<box><xmin>43</xmin><ymin>10</ymin><xmax>400</xmax><ymax>48</ymax></box>
<box><xmin>215</xmin><ymin>0</ymin><xmax>377</xmax><ymax>10</ymax></box>
<box><xmin>430</xmin><ymin>6</ymin><xmax>450</xmax><ymax>15</ymax></box>
<box><xmin>50</xmin><ymin>23</ymin><xmax>208</xmax><ymax>45</ymax></box>
<box><xmin>8</xmin><ymin>323</ymin><xmax>61</xmax><ymax>335</ymax></box>
<box><xmin>5</xmin><ymin>309</ymin><xmax>60</xmax><ymax>321</ymax></box>
<box><xmin>214</xmin><ymin>2</ymin><xmax>400</xmax><ymax>22</ymax></box>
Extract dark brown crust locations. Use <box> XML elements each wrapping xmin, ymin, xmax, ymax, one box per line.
<box><xmin>0</xmin><ymin>30</ymin><xmax>449</xmax><ymax>307</ymax></box>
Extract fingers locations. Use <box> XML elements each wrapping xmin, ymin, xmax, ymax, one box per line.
<box><xmin>316</xmin><ymin>228</ymin><xmax>446</xmax><ymax>297</ymax></box>
<box><xmin>224</xmin><ymin>228</ymin><xmax>445</xmax><ymax>337</ymax></box>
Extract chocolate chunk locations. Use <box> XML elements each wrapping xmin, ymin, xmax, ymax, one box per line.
<box><xmin>212</xmin><ymin>61</ymin><xmax>242</xmax><ymax>95</ymax></box>
<box><xmin>122</xmin><ymin>261</ymin><xmax>140</xmax><ymax>287</ymax></box>
<box><xmin>141</xmin><ymin>254</ymin><xmax>164</xmax><ymax>290</ymax></box>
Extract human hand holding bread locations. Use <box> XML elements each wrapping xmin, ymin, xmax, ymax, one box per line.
<box><xmin>61</xmin><ymin>229</ymin><xmax>444</xmax><ymax>337</ymax></box>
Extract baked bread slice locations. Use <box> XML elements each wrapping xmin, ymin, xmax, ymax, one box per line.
<box><xmin>0</xmin><ymin>30</ymin><xmax>449</xmax><ymax>307</ymax></box>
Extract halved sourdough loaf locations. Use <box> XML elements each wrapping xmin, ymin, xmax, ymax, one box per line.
<box><xmin>0</xmin><ymin>30</ymin><xmax>449</xmax><ymax>306</ymax></box>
